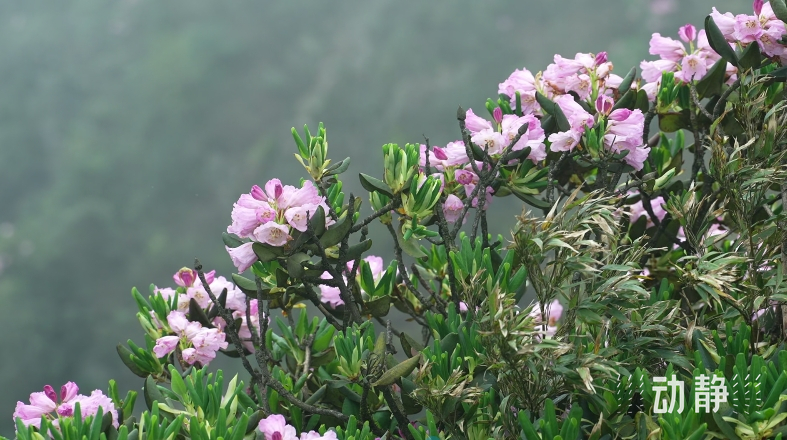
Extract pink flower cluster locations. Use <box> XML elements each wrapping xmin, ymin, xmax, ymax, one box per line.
<box><xmin>152</xmin><ymin>267</ymin><xmax>269</xmax><ymax>361</ymax></box>
<box><xmin>258</xmin><ymin>414</ymin><xmax>337</xmax><ymax>440</ymax></box>
<box><xmin>528</xmin><ymin>300</ymin><xmax>564</xmax><ymax>338</ymax></box>
<box><xmin>155</xmin><ymin>268</ymin><xmax>247</xmax><ymax>315</ymax></box>
<box><xmin>419</xmin><ymin>138</ymin><xmax>497</xmax><ymax>223</ymax></box>
<box><xmin>153</xmin><ymin>310</ymin><xmax>229</xmax><ymax>365</ymax></box>
<box><xmin>13</xmin><ymin>382</ymin><xmax>118</xmax><ymax>431</ymax></box>
<box><xmin>490</xmin><ymin>51</ymin><xmax>651</xmax><ymax>170</ymax></box>
<box><xmin>319</xmin><ymin>255</ymin><xmax>388</xmax><ymax>308</ymax></box>
<box><xmin>226</xmin><ymin>179</ymin><xmax>333</xmax><ymax>273</ymax></box>
<box><xmin>712</xmin><ymin>1</ymin><xmax>787</xmax><ymax>61</ymax></box>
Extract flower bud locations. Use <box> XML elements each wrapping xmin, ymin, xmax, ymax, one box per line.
<box><xmin>250</xmin><ymin>185</ymin><xmax>267</xmax><ymax>201</ymax></box>
<box><xmin>594</xmin><ymin>51</ymin><xmax>608</xmax><ymax>66</ymax></box>
<box><xmin>43</xmin><ymin>385</ymin><xmax>57</xmax><ymax>403</ymax></box>
<box><xmin>493</xmin><ymin>107</ymin><xmax>503</xmax><ymax>124</ymax></box>
<box><xmin>595</xmin><ymin>95</ymin><xmax>614</xmax><ymax>115</ymax></box>
<box><xmin>678</xmin><ymin>24</ymin><xmax>696</xmax><ymax>43</ymax></box>
<box><xmin>753</xmin><ymin>0</ymin><xmax>763</xmax><ymax>16</ymax></box>
<box><xmin>174</xmin><ymin>268</ymin><xmax>196</xmax><ymax>287</ymax></box>
<box><xmin>433</xmin><ymin>146</ymin><xmax>448</xmax><ymax>161</ymax></box>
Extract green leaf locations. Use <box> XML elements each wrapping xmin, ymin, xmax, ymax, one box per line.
<box><xmin>359</xmin><ymin>173</ymin><xmax>394</xmax><ymax>198</ymax></box>
<box><xmin>738</xmin><ymin>41</ymin><xmax>762</xmax><ymax>70</ymax></box>
<box><xmin>372</xmin><ymin>354</ymin><xmax>421</xmax><ymax>387</ymax></box>
<box><xmin>286</xmin><ymin>253</ymin><xmax>310</xmax><ymax>279</ymax></box>
<box><xmin>324</xmin><ymin>157</ymin><xmax>351</xmax><ymax>176</ymax></box>
<box><xmin>772</xmin><ymin>0</ymin><xmax>787</xmax><ymax>25</ymax></box>
<box><xmin>308</xmin><ymin>205</ymin><xmax>326</xmax><ymax>237</ymax></box>
<box><xmin>363</xmin><ymin>295</ymin><xmax>391</xmax><ymax>317</ymax></box>
<box><xmin>618</xmin><ymin>66</ymin><xmax>637</xmax><ymax>93</ymax></box>
<box><xmin>222</xmin><ymin>232</ymin><xmax>244</xmax><ymax>249</ymax></box>
<box><xmin>143</xmin><ymin>376</ymin><xmax>166</xmax><ymax>411</ymax></box>
<box><xmin>343</xmin><ymin>239</ymin><xmax>373</xmax><ymax>262</ymax></box>
<box><xmin>232</xmin><ymin>273</ymin><xmax>259</xmax><ymax>295</ymax></box>
<box><xmin>117</xmin><ymin>345</ymin><xmax>148</xmax><ymax>378</ymax></box>
<box><xmin>611</xmin><ymin>89</ymin><xmax>636</xmax><ymax>112</ymax></box>
<box><xmin>400</xmin><ymin>332</ymin><xmax>425</xmax><ymax>357</ymax></box>
<box><xmin>320</xmin><ymin>213</ymin><xmax>353</xmax><ymax>248</ymax></box>
<box><xmin>705</xmin><ymin>15</ymin><xmax>738</xmax><ymax>67</ymax></box>
<box><xmin>396</xmin><ymin>225</ymin><xmax>427</xmax><ymax>258</ymax></box>
<box><xmin>695</xmin><ymin>58</ymin><xmax>727</xmax><ymax>99</ymax></box>
<box><xmin>252</xmin><ymin>242</ymin><xmax>281</xmax><ymax>263</ymax></box>
<box><xmin>511</xmin><ymin>189</ymin><xmax>551</xmax><ymax>209</ymax></box>
<box><xmin>535</xmin><ymin>92</ymin><xmax>557</xmax><ymax>115</ymax></box>
<box><xmin>658</xmin><ymin>111</ymin><xmax>691</xmax><ymax>133</ymax></box>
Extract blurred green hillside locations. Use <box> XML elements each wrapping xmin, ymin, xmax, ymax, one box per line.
<box><xmin>0</xmin><ymin>0</ymin><xmax>739</xmax><ymax>433</ymax></box>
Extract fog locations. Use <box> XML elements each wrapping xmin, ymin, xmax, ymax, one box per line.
<box><xmin>0</xmin><ymin>0</ymin><xmax>741</xmax><ymax>433</ymax></box>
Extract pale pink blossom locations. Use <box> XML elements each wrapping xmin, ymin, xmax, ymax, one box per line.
<box><xmin>153</xmin><ymin>335</ymin><xmax>179</xmax><ymax>358</ymax></box>
<box><xmin>629</xmin><ymin>196</ymin><xmax>667</xmax><ymax>228</ymax></box>
<box><xmin>555</xmin><ymin>95</ymin><xmax>594</xmax><ymax>131</ymax></box>
<box><xmin>529</xmin><ymin>300</ymin><xmax>563</xmax><ymax>337</ymax></box>
<box><xmin>13</xmin><ymin>383</ymin><xmax>117</xmax><ymax>431</ymax></box>
<box><xmin>464</xmin><ymin>184</ymin><xmax>494</xmax><ymax>210</ymax></box>
<box><xmin>454</xmin><ymin>169</ymin><xmax>478</xmax><ymax>186</ymax></box>
<box><xmin>604</xmin><ymin>108</ymin><xmax>649</xmax><ymax>170</ymax></box>
<box><xmin>734</xmin><ymin>13</ymin><xmax>763</xmax><ymax>44</ymax></box>
<box><xmin>300</xmin><ymin>431</ymin><xmax>338</xmax><ymax>440</ymax></box>
<box><xmin>258</xmin><ymin>414</ymin><xmax>299</xmax><ymax>440</ymax></box>
<box><xmin>649</xmin><ymin>33</ymin><xmax>685</xmax><ymax>62</ymax></box>
<box><xmin>498</xmin><ymin>68</ymin><xmax>540</xmax><ymax>114</ymax></box>
<box><xmin>501</xmin><ymin>114</ymin><xmax>547</xmax><ymax>162</ymax></box>
<box><xmin>226</xmin><ymin>242</ymin><xmax>258</xmax><ymax>273</ymax></box>
<box><xmin>464</xmin><ymin>108</ymin><xmax>493</xmax><ymax>133</ymax></box>
<box><xmin>319</xmin><ymin>272</ymin><xmax>344</xmax><ymax>308</ymax></box>
<box><xmin>548</xmin><ymin>129</ymin><xmax>583</xmax><ymax>153</ymax></box>
<box><xmin>443</xmin><ymin>194</ymin><xmax>465</xmax><ymax>223</ymax></box>
<box><xmin>253</xmin><ymin>222</ymin><xmax>291</xmax><ymax>247</ymax></box>
<box><xmin>419</xmin><ymin>141</ymin><xmax>471</xmax><ymax>171</ymax></box>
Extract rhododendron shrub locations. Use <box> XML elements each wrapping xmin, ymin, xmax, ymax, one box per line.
<box><xmin>12</xmin><ymin>2</ymin><xmax>787</xmax><ymax>440</ymax></box>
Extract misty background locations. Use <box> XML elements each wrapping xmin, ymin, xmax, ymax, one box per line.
<box><xmin>0</xmin><ymin>0</ymin><xmax>740</xmax><ymax>433</ymax></box>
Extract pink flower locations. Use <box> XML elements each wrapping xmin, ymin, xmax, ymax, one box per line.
<box><xmin>640</xmin><ymin>59</ymin><xmax>679</xmax><ymax>83</ymax></box>
<box><xmin>498</xmin><ymin>68</ymin><xmax>540</xmax><ymax>114</ymax></box>
<box><xmin>548</xmin><ymin>129</ymin><xmax>582</xmax><ymax>153</ymax></box>
<box><xmin>13</xmin><ymin>383</ymin><xmax>117</xmax><ymax>431</ymax></box>
<box><xmin>529</xmin><ymin>300</ymin><xmax>563</xmax><ymax>337</ymax></box>
<box><xmin>595</xmin><ymin>95</ymin><xmax>614</xmax><ymax>116</ymax></box>
<box><xmin>253</xmin><ymin>222</ymin><xmax>291</xmax><ymax>247</ymax></box>
<box><xmin>629</xmin><ymin>196</ymin><xmax>667</xmax><ymax>228</ymax></box>
<box><xmin>454</xmin><ymin>169</ymin><xmax>478</xmax><ymax>186</ymax></box>
<box><xmin>464</xmin><ymin>108</ymin><xmax>493</xmax><ymax>133</ymax></box>
<box><xmin>501</xmin><ymin>114</ymin><xmax>546</xmax><ymax>162</ymax></box>
<box><xmin>319</xmin><ymin>272</ymin><xmax>344</xmax><ymax>308</ymax></box>
<box><xmin>464</xmin><ymin>184</ymin><xmax>494</xmax><ymax>210</ymax></box>
<box><xmin>734</xmin><ymin>14</ymin><xmax>763</xmax><ymax>44</ymax></box>
<box><xmin>710</xmin><ymin>8</ymin><xmax>736</xmax><ymax>39</ymax></box>
<box><xmin>604</xmin><ymin>108</ymin><xmax>649</xmax><ymax>170</ymax></box>
<box><xmin>678</xmin><ymin>24</ymin><xmax>697</xmax><ymax>43</ymax></box>
<box><xmin>226</xmin><ymin>242</ymin><xmax>258</xmax><ymax>273</ymax></box>
<box><xmin>640</xmin><ymin>25</ymin><xmax>726</xmax><ymax>92</ymax></box>
<box><xmin>258</xmin><ymin>414</ymin><xmax>299</xmax><ymax>440</ymax></box>
<box><xmin>301</xmin><ymin>431</ymin><xmax>338</xmax><ymax>440</ymax></box>
<box><xmin>442</xmin><ymin>194</ymin><xmax>465</xmax><ymax>223</ymax></box>
<box><xmin>60</xmin><ymin>391</ymin><xmax>118</xmax><ymax>428</ymax></box>
<box><xmin>173</xmin><ymin>268</ymin><xmax>199</xmax><ymax>287</ymax></box>
<box><xmin>470</xmin><ymin>129</ymin><xmax>506</xmax><ymax>155</ymax></box>
<box><xmin>419</xmin><ymin>141</ymin><xmax>471</xmax><ymax>171</ymax></box>
<box><xmin>153</xmin><ymin>335</ymin><xmax>179</xmax><ymax>358</ymax></box>
<box><xmin>649</xmin><ymin>33</ymin><xmax>685</xmax><ymax>62</ymax></box>
<box><xmin>555</xmin><ymin>95</ymin><xmax>594</xmax><ymax>131</ymax></box>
